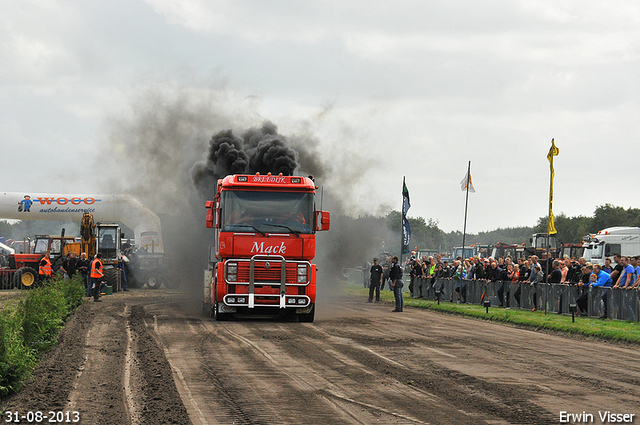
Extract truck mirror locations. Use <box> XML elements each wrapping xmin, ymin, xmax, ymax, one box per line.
<box><xmin>315</xmin><ymin>211</ymin><xmax>331</xmax><ymax>231</ymax></box>
<box><xmin>205</xmin><ymin>204</ymin><xmax>220</xmax><ymax>229</ymax></box>
<box><xmin>206</xmin><ymin>208</ymin><xmax>214</xmax><ymax>228</ymax></box>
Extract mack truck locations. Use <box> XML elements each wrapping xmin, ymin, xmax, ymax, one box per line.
<box><xmin>204</xmin><ymin>174</ymin><xmax>331</xmax><ymax>322</ymax></box>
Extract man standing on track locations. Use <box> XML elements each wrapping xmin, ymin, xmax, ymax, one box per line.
<box><xmin>90</xmin><ymin>253</ymin><xmax>104</xmax><ymax>302</ymax></box>
<box><xmin>389</xmin><ymin>255</ymin><xmax>404</xmax><ymax>312</ymax></box>
<box><xmin>368</xmin><ymin>258</ymin><xmax>383</xmax><ymax>303</ymax></box>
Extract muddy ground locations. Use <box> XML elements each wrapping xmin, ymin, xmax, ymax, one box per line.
<box><xmin>2</xmin><ymin>287</ymin><xmax>640</xmax><ymax>424</ymax></box>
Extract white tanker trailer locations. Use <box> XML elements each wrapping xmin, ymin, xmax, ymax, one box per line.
<box><xmin>0</xmin><ymin>192</ymin><xmax>168</xmax><ymax>289</ymax></box>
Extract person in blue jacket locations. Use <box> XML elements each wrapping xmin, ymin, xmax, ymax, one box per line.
<box><xmin>577</xmin><ymin>264</ymin><xmax>612</xmax><ymax>317</ymax></box>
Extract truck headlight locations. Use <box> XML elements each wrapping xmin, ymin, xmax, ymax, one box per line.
<box><xmin>227</xmin><ymin>262</ymin><xmax>237</xmax><ymax>281</ymax></box>
<box><xmin>297</xmin><ymin>265</ymin><xmax>308</xmax><ymax>282</ymax></box>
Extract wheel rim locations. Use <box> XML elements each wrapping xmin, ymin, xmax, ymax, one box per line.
<box><xmin>22</xmin><ymin>272</ymin><xmax>35</xmax><ymax>287</ymax></box>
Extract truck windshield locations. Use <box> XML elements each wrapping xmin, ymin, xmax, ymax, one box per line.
<box><xmin>590</xmin><ymin>243</ymin><xmax>603</xmax><ymax>261</ymax></box>
<box><xmin>221</xmin><ymin>190</ymin><xmax>314</xmax><ymax>235</ymax></box>
<box><xmin>98</xmin><ymin>227</ymin><xmax>118</xmax><ymax>259</ymax></box>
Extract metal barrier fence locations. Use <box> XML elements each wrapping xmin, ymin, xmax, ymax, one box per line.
<box><xmin>349</xmin><ymin>273</ymin><xmax>640</xmax><ymax>322</ymax></box>
<box><xmin>1</xmin><ymin>270</ymin><xmax>14</xmax><ymax>290</ymax></box>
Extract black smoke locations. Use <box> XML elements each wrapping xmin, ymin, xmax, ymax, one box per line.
<box><xmin>190</xmin><ymin>121</ymin><xmax>299</xmax><ymax>196</ymax></box>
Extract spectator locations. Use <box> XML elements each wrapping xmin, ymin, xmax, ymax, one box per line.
<box><xmin>408</xmin><ymin>259</ymin><xmax>419</xmax><ymax>297</ymax></box>
<box><xmin>609</xmin><ymin>253</ymin><xmax>624</xmax><ymax>286</ymax></box>
<box><xmin>547</xmin><ymin>260</ymin><xmax>563</xmax><ymax>314</ymax></box>
<box><xmin>488</xmin><ymin>261</ymin><xmax>506</xmax><ymax>307</ymax></box>
<box><xmin>548</xmin><ymin>260</ymin><xmax>562</xmax><ymax>283</ymax></box>
<box><xmin>603</xmin><ymin>257</ymin><xmax>613</xmax><ymax>274</ymax></box>
<box><xmin>629</xmin><ymin>256</ymin><xmax>640</xmax><ymax>290</ymax></box>
<box><xmin>514</xmin><ymin>260</ymin><xmax>530</xmax><ymax>307</ymax></box>
<box><xmin>625</xmin><ymin>256</ymin><xmax>639</xmax><ymax>290</ymax></box>
<box><xmin>434</xmin><ymin>263</ymin><xmax>447</xmax><ymax>300</ymax></box>
<box><xmin>530</xmin><ymin>265</ymin><xmax>544</xmax><ymax>311</ymax></box>
<box><xmin>575</xmin><ymin>264</ymin><xmax>594</xmax><ymax>315</ymax></box>
<box><xmin>529</xmin><ymin>256</ymin><xmax>541</xmax><ymax>283</ymax></box>
<box><xmin>613</xmin><ymin>257</ymin><xmax>634</xmax><ymax>289</ymax></box>
<box><xmin>590</xmin><ymin>264</ymin><xmax>613</xmax><ymax>318</ymax></box>
<box><xmin>567</xmin><ymin>257</ymin><xmax>582</xmax><ymax>283</ymax></box>
<box><xmin>454</xmin><ymin>260</ymin><xmax>467</xmax><ymax>303</ymax></box>
<box><xmin>560</xmin><ymin>258</ymin><xmax>569</xmax><ymax>283</ymax></box>
<box><xmin>518</xmin><ymin>258</ymin><xmax>530</xmax><ymax>282</ymax></box>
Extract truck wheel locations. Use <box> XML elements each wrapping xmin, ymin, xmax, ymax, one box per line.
<box><xmin>298</xmin><ymin>304</ymin><xmax>315</xmax><ymax>323</ymax></box>
<box><xmin>212</xmin><ymin>287</ymin><xmax>229</xmax><ymax>321</ymax></box>
<box><xmin>14</xmin><ymin>267</ymin><xmax>38</xmax><ymax>289</ymax></box>
<box><xmin>213</xmin><ymin>301</ymin><xmax>230</xmax><ymax>321</ymax></box>
<box><xmin>145</xmin><ymin>274</ymin><xmax>163</xmax><ymax>290</ymax></box>
<box><xmin>104</xmin><ymin>268</ymin><xmax>121</xmax><ymax>292</ymax></box>
<box><xmin>164</xmin><ymin>276</ymin><xmax>180</xmax><ymax>289</ymax></box>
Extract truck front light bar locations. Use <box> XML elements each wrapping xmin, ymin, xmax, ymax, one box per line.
<box><xmin>224</xmin><ymin>294</ymin><xmax>310</xmax><ymax>308</ymax></box>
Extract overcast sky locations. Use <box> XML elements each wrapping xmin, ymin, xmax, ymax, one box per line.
<box><xmin>2</xmin><ymin>1</ymin><xmax>640</xmax><ymax>234</ymax></box>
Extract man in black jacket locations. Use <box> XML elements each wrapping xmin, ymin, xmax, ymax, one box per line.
<box><xmin>368</xmin><ymin>258</ymin><xmax>383</xmax><ymax>303</ymax></box>
<box><xmin>389</xmin><ymin>256</ymin><xmax>404</xmax><ymax>312</ymax></box>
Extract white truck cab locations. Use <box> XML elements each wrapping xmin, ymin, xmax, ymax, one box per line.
<box><xmin>582</xmin><ymin>226</ymin><xmax>640</xmax><ymax>265</ymax></box>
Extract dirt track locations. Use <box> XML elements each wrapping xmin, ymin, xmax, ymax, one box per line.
<box><xmin>3</xmin><ymin>287</ymin><xmax>640</xmax><ymax>424</ymax></box>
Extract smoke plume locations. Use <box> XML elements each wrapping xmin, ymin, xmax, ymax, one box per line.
<box><xmin>190</xmin><ymin>122</ymin><xmax>299</xmax><ymax>196</ymax></box>
<box><xmin>100</xmin><ymin>84</ymin><xmax>392</xmax><ymax>315</ymax></box>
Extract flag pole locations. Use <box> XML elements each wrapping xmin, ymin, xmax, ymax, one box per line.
<box><xmin>545</xmin><ymin>158</ymin><xmax>552</xmax><ymax>314</ymax></box>
<box><xmin>400</xmin><ymin>176</ymin><xmax>405</xmax><ymax>267</ymax></box>
<box><xmin>461</xmin><ymin>161</ymin><xmax>471</xmax><ymax>257</ymax></box>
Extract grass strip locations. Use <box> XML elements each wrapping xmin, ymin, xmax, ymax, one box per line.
<box><xmin>345</xmin><ymin>285</ymin><xmax>640</xmax><ymax>345</ymax></box>
<box><xmin>0</xmin><ymin>275</ymin><xmax>85</xmax><ymax>398</ymax></box>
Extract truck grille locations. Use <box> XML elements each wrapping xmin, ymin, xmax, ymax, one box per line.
<box><xmin>226</xmin><ymin>258</ymin><xmax>310</xmax><ymax>285</ymax></box>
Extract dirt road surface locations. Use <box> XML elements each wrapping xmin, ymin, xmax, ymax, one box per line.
<box><xmin>3</xmin><ymin>287</ymin><xmax>639</xmax><ymax>424</ymax></box>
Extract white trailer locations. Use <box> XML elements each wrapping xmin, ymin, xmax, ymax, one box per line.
<box><xmin>0</xmin><ymin>192</ymin><xmax>163</xmax><ymax>253</ymax></box>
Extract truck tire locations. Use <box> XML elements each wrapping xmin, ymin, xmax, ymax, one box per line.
<box><xmin>144</xmin><ymin>274</ymin><xmax>163</xmax><ymax>290</ymax></box>
<box><xmin>298</xmin><ymin>304</ymin><xmax>315</xmax><ymax>323</ymax></box>
<box><xmin>212</xmin><ymin>301</ymin><xmax>230</xmax><ymax>321</ymax></box>
<box><xmin>163</xmin><ymin>276</ymin><xmax>180</xmax><ymax>289</ymax></box>
<box><xmin>14</xmin><ymin>267</ymin><xmax>38</xmax><ymax>289</ymax></box>
<box><xmin>104</xmin><ymin>268</ymin><xmax>121</xmax><ymax>292</ymax></box>
<box><xmin>212</xmin><ymin>287</ymin><xmax>230</xmax><ymax>321</ymax></box>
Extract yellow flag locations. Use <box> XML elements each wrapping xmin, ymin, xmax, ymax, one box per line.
<box><xmin>547</xmin><ymin>138</ymin><xmax>559</xmax><ymax>162</ymax></box>
<box><xmin>547</xmin><ymin>138</ymin><xmax>558</xmax><ymax>235</ymax></box>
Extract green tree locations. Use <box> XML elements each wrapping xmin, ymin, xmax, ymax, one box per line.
<box><xmin>592</xmin><ymin>204</ymin><xmax>640</xmax><ymax>229</ymax></box>
<box><xmin>385</xmin><ymin>211</ymin><xmax>445</xmax><ymax>253</ymax></box>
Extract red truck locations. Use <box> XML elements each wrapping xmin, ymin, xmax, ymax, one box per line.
<box><xmin>204</xmin><ymin>173</ymin><xmax>330</xmax><ymax>322</ymax></box>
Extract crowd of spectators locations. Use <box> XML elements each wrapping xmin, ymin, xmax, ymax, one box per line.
<box><xmin>401</xmin><ymin>251</ymin><xmax>640</xmax><ymax>318</ymax></box>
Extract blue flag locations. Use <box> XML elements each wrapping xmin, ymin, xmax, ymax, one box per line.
<box><xmin>402</xmin><ymin>178</ymin><xmax>411</xmax><ymax>254</ymax></box>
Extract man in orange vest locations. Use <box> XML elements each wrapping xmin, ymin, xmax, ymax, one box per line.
<box><xmin>39</xmin><ymin>251</ymin><xmax>52</xmax><ymax>282</ymax></box>
<box><xmin>90</xmin><ymin>253</ymin><xmax>104</xmax><ymax>302</ymax></box>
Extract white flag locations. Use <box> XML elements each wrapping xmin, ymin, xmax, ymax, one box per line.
<box><xmin>460</xmin><ymin>171</ymin><xmax>475</xmax><ymax>193</ymax></box>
